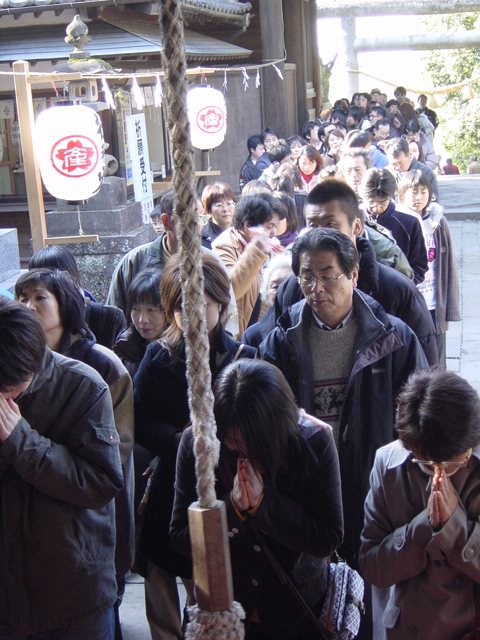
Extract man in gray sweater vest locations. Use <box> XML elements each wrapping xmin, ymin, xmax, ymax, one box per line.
<box><xmin>260</xmin><ymin>228</ymin><xmax>428</xmax><ymax>638</ymax></box>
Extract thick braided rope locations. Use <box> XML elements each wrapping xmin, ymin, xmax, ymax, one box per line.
<box><xmin>185</xmin><ymin>602</ymin><xmax>246</xmax><ymax>640</ymax></box>
<box><xmin>160</xmin><ymin>0</ymin><xmax>219</xmax><ymax>508</ymax></box>
<box><xmin>160</xmin><ymin>5</ymin><xmax>246</xmax><ymax>635</ymax></box>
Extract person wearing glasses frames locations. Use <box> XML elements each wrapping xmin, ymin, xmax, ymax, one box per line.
<box><xmin>361</xmin><ymin>368</ymin><xmax>480</xmax><ymax>640</ymax></box>
<box><xmin>260</xmin><ymin>228</ymin><xmax>427</xmax><ymax>580</ymax></box>
<box><xmin>200</xmin><ymin>182</ymin><xmax>237</xmax><ymax>248</ymax></box>
<box><xmin>260</xmin><ymin>179</ymin><xmax>437</xmax><ymax>365</ymax></box>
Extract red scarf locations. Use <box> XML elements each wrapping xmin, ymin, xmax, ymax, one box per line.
<box><xmin>300</xmin><ymin>170</ymin><xmax>316</xmax><ymax>184</ymax></box>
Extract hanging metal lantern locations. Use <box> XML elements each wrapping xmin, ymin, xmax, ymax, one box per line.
<box><xmin>35</xmin><ymin>104</ymin><xmax>104</xmax><ymax>201</ymax></box>
<box><xmin>187</xmin><ymin>86</ymin><xmax>227</xmax><ymax>150</ymax></box>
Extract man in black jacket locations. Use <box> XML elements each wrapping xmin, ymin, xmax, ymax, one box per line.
<box><xmin>0</xmin><ymin>299</ymin><xmax>122</xmax><ymax>639</ymax></box>
<box><xmin>260</xmin><ymin>230</ymin><xmax>428</xmax><ymax>562</ymax></box>
<box><xmin>248</xmin><ymin>179</ymin><xmax>437</xmax><ymax>364</ymax></box>
<box><xmin>259</xmin><ymin>229</ymin><xmax>428</xmax><ymax>640</ymax></box>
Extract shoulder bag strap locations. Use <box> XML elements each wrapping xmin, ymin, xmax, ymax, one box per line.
<box><xmin>249</xmin><ymin>524</ymin><xmax>327</xmax><ymax>638</ymax></box>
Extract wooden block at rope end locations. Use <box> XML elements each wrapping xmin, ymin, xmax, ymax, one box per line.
<box><xmin>188</xmin><ymin>500</ymin><xmax>234</xmax><ymax>612</ymax></box>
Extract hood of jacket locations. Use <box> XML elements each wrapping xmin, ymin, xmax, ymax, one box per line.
<box><xmin>423</xmin><ymin>202</ymin><xmax>444</xmax><ymax>230</ymax></box>
<box><xmin>114</xmin><ymin>325</ymin><xmax>148</xmax><ymax>364</ymax></box>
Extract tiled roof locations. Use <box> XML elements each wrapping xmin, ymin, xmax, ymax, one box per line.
<box><xmin>0</xmin><ymin>19</ymin><xmax>252</xmax><ymax>63</ymax></box>
<box><xmin>0</xmin><ymin>0</ymin><xmax>252</xmax><ymax>20</ymax></box>
<box><xmin>182</xmin><ymin>1</ymin><xmax>252</xmax><ymax>15</ymax></box>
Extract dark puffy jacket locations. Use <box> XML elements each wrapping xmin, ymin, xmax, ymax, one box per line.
<box><xmin>260</xmin><ymin>291</ymin><xmax>428</xmax><ymax>563</ymax></box>
<box><xmin>252</xmin><ymin>236</ymin><xmax>438</xmax><ymax>365</ymax></box>
<box><xmin>376</xmin><ymin>202</ymin><xmax>428</xmax><ymax>285</ymax></box>
<box><xmin>0</xmin><ymin>350</ymin><xmax>122</xmax><ymax>636</ymax></box>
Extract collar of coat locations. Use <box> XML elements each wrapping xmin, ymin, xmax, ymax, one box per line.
<box><xmin>276</xmin><ymin>289</ymin><xmax>404</xmax><ymax>373</ymax></box>
<box><xmin>18</xmin><ymin>347</ymin><xmax>93</xmax><ymax>399</ymax></box>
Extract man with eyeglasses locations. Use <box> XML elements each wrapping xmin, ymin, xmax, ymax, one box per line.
<box><xmin>260</xmin><ymin>225</ymin><xmax>427</xmax><ymax>639</ymax></box>
<box><xmin>260</xmin><ymin>226</ymin><xmax>427</xmax><ymax>563</ymax></box>
<box><xmin>361</xmin><ymin>368</ymin><xmax>480</xmax><ymax>640</ymax></box>
<box><xmin>259</xmin><ymin>179</ymin><xmax>436</xmax><ymax>364</ymax></box>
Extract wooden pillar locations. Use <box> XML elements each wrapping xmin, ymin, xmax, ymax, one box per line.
<box><xmin>188</xmin><ymin>501</ymin><xmax>234</xmax><ymax>611</ymax></box>
<box><xmin>341</xmin><ymin>15</ymin><xmax>359</xmax><ymax>98</ymax></box>
<box><xmin>12</xmin><ymin>60</ymin><xmax>47</xmax><ymax>252</ymax></box>
<box><xmin>283</xmin><ymin>0</ymin><xmax>307</xmax><ymax>130</ymax></box>
<box><xmin>309</xmin><ymin>1</ymin><xmax>322</xmax><ymax>117</ymax></box>
<box><xmin>258</xmin><ymin>0</ymin><xmax>289</xmax><ymax>137</ymax></box>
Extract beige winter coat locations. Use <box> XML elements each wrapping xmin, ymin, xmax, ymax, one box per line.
<box><xmin>212</xmin><ymin>228</ymin><xmax>268</xmax><ymax>337</ymax></box>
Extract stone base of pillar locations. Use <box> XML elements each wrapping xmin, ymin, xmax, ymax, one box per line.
<box><xmin>45</xmin><ymin>176</ymin><xmax>155</xmax><ymax>302</ymax></box>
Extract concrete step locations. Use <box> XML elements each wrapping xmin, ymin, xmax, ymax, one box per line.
<box><xmin>438</xmin><ymin>175</ymin><xmax>480</xmax><ymax>220</ymax></box>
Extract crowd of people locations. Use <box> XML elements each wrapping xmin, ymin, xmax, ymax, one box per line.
<box><xmin>0</xmin><ymin>83</ymin><xmax>476</xmax><ymax>640</ymax></box>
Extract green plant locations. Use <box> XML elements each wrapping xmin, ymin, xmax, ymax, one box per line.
<box><xmin>425</xmin><ymin>12</ymin><xmax>480</xmax><ymax>171</ymax></box>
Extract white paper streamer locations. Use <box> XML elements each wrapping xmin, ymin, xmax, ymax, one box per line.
<box><xmin>223</xmin><ymin>69</ymin><xmax>228</xmax><ymax>93</ymax></box>
<box><xmin>272</xmin><ymin>63</ymin><xmax>284</xmax><ymax>80</ymax></box>
<box><xmin>101</xmin><ymin>78</ymin><xmax>116</xmax><ymax>110</ymax></box>
<box><xmin>241</xmin><ymin>67</ymin><xmax>249</xmax><ymax>91</ymax></box>
<box><xmin>131</xmin><ymin>77</ymin><xmax>145</xmax><ymax>110</ymax></box>
<box><xmin>255</xmin><ymin>67</ymin><xmax>260</xmax><ymax>89</ymax></box>
<box><xmin>153</xmin><ymin>75</ymin><xmax>164</xmax><ymax>108</ymax></box>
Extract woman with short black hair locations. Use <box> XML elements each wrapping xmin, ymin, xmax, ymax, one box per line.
<box><xmin>212</xmin><ymin>195</ymin><xmax>285</xmax><ymax>336</ymax></box>
<box><xmin>361</xmin><ymin>368</ymin><xmax>480</xmax><ymax>640</ymax></box>
<box><xmin>29</xmin><ymin>244</ymin><xmax>126</xmax><ymax>349</ymax></box>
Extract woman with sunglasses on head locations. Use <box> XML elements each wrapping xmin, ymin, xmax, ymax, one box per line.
<box><xmin>171</xmin><ymin>358</ymin><xmax>343</xmax><ymax>640</ymax></box>
<box><xmin>360</xmin><ymin>368</ymin><xmax>480</xmax><ymax>640</ymax></box>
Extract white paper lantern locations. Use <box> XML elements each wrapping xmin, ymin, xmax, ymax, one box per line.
<box><xmin>187</xmin><ymin>87</ymin><xmax>227</xmax><ymax>150</ymax></box>
<box><xmin>35</xmin><ymin>105</ymin><xmax>105</xmax><ymax>201</ymax></box>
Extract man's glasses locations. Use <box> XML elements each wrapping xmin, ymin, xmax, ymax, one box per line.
<box><xmin>297</xmin><ymin>273</ymin><xmax>345</xmax><ymax>290</ymax></box>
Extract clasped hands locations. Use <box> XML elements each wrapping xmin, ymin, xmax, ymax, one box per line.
<box><xmin>0</xmin><ymin>394</ymin><xmax>21</xmax><ymax>444</ymax></box>
<box><xmin>427</xmin><ymin>468</ymin><xmax>458</xmax><ymax>531</ymax></box>
<box><xmin>231</xmin><ymin>457</ymin><xmax>264</xmax><ymax>514</ymax></box>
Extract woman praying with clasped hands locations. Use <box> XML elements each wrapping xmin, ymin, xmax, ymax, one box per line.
<box><xmin>170</xmin><ymin>359</ymin><xmax>344</xmax><ymax>640</ymax></box>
